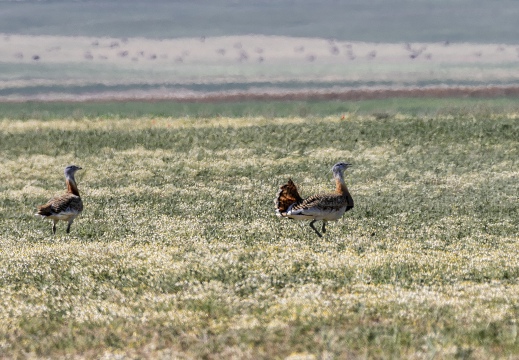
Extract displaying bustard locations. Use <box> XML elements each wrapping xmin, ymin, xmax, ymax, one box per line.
<box><xmin>36</xmin><ymin>165</ymin><xmax>83</xmax><ymax>234</ymax></box>
<box><xmin>274</xmin><ymin>162</ymin><xmax>354</xmax><ymax>237</ymax></box>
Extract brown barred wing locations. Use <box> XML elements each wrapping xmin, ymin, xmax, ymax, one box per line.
<box><xmin>37</xmin><ymin>194</ymin><xmax>83</xmax><ymax>216</ymax></box>
<box><xmin>292</xmin><ymin>193</ymin><xmax>348</xmax><ymax>212</ymax></box>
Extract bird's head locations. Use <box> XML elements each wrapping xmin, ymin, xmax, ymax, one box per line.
<box><xmin>332</xmin><ymin>162</ymin><xmax>352</xmax><ymax>174</ymax></box>
<box><xmin>64</xmin><ymin>165</ymin><xmax>82</xmax><ymax>178</ymax></box>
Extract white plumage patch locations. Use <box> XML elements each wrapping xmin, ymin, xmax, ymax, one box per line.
<box><xmin>36</xmin><ymin>210</ymin><xmax>80</xmax><ymax>221</ymax></box>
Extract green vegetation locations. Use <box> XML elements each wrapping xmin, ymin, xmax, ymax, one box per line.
<box><xmin>3</xmin><ymin>97</ymin><xmax>519</xmax><ymax>120</ymax></box>
<box><xmin>0</xmin><ymin>101</ymin><xmax>518</xmax><ymax>358</ymax></box>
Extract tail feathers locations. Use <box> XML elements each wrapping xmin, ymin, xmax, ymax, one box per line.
<box><xmin>275</xmin><ymin>178</ymin><xmax>303</xmax><ymax>217</ymax></box>
<box><xmin>36</xmin><ymin>203</ymin><xmax>53</xmax><ymax>217</ymax></box>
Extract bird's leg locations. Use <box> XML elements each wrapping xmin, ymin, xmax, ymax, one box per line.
<box><xmin>66</xmin><ymin>221</ymin><xmax>72</xmax><ymax>234</ymax></box>
<box><xmin>322</xmin><ymin>221</ymin><xmax>327</xmax><ymax>234</ymax></box>
<box><xmin>52</xmin><ymin>220</ymin><xmax>57</xmax><ymax>235</ymax></box>
<box><xmin>309</xmin><ymin>220</ymin><xmax>323</xmax><ymax>238</ymax></box>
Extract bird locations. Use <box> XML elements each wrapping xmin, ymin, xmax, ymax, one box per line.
<box><xmin>274</xmin><ymin>162</ymin><xmax>354</xmax><ymax>237</ymax></box>
<box><xmin>35</xmin><ymin>165</ymin><xmax>83</xmax><ymax>235</ymax></box>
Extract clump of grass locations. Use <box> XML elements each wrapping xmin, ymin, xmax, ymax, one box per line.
<box><xmin>0</xmin><ymin>108</ymin><xmax>518</xmax><ymax>358</ymax></box>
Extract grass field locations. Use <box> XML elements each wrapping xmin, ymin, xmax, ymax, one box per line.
<box><xmin>3</xmin><ymin>97</ymin><xmax>519</xmax><ymax>120</ymax></box>
<box><xmin>0</xmin><ymin>99</ymin><xmax>518</xmax><ymax>358</ymax></box>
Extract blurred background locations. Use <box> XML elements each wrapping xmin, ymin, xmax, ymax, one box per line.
<box><xmin>1</xmin><ymin>0</ymin><xmax>519</xmax><ymax>101</ymax></box>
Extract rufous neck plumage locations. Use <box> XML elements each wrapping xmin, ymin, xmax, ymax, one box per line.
<box><xmin>66</xmin><ymin>176</ymin><xmax>80</xmax><ymax>196</ymax></box>
<box><xmin>334</xmin><ymin>170</ymin><xmax>353</xmax><ymax>207</ymax></box>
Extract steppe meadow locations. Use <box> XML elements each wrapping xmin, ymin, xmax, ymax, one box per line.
<box><xmin>0</xmin><ymin>101</ymin><xmax>518</xmax><ymax>358</ymax></box>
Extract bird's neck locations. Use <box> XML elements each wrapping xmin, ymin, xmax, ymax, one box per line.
<box><xmin>334</xmin><ymin>171</ymin><xmax>354</xmax><ymax>205</ymax></box>
<box><xmin>334</xmin><ymin>171</ymin><xmax>347</xmax><ymax>194</ymax></box>
<box><xmin>66</xmin><ymin>177</ymin><xmax>80</xmax><ymax>196</ymax></box>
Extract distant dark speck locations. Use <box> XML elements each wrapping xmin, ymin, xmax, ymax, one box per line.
<box><xmin>329</xmin><ymin>46</ymin><xmax>339</xmax><ymax>55</ymax></box>
<box><xmin>238</xmin><ymin>51</ymin><xmax>248</xmax><ymax>61</ymax></box>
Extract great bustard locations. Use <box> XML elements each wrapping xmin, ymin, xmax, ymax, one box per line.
<box><xmin>36</xmin><ymin>165</ymin><xmax>84</xmax><ymax>234</ymax></box>
<box><xmin>274</xmin><ymin>162</ymin><xmax>354</xmax><ymax>237</ymax></box>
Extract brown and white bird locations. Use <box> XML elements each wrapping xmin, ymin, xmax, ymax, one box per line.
<box><xmin>274</xmin><ymin>162</ymin><xmax>354</xmax><ymax>237</ymax></box>
<box><xmin>36</xmin><ymin>165</ymin><xmax>84</xmax><ymax>234</ymax></box>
